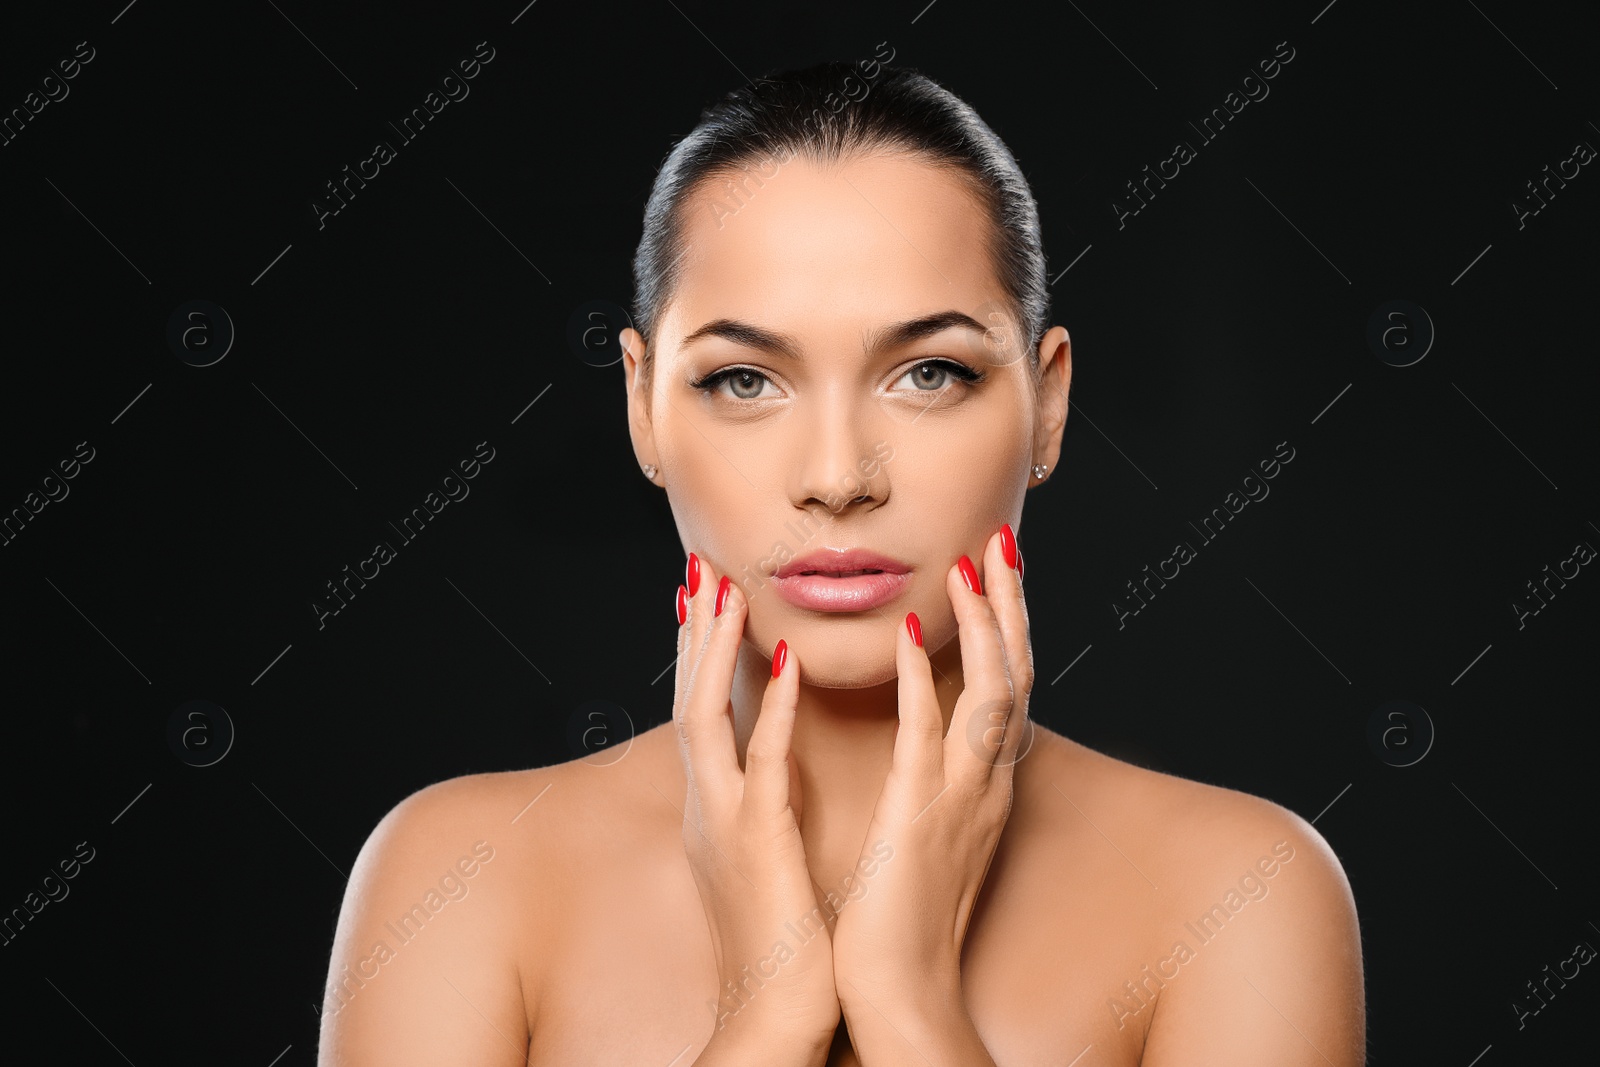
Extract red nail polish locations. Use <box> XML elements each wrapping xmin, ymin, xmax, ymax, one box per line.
<box><xmin>958</xmin><ymin>555</ymin><xmax>983</xmax><ymax>596</ymax></box>
<box><xmin>905</xmin><ymin>611</ymin><xmax>922</xmax><ymax>647</ymax></box>
<box><xmin>714</xmin><ymin>575</ymin><xmax>732</xmax><ymax>617</ymax></box>
<box><xmin>676</xmin><ymin>584</ymin><xmax>688</xmax><ymax>626</ymax></box>
<box><xmin>1000</xmin><ymin>523</ymin><xmax>1018</xmax><ymax>570</ymax></box>
<box><xmin>686</xmin><ymin>552</ymin><xmax>701</xmax><ymax>597</ymax></box>
<box><xmin>772</xmin><ymin>638</ymin><xmax>787</xmax><ymax>677</ymax></box>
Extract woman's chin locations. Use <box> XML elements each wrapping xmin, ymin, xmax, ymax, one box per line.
<box><xmin>745</xmin><ymin>630</ymin><xmax>903</xmax><ymax>689</ymax></box>
<box><xmin>803</xmin><ymin>661</ymin><xmax>903</xmax><ymax>690</ymax></box>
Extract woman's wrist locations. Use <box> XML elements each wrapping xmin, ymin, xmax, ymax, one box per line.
<box><xmin>838</xmin><ymin>976</ymin><xmax>994</xmax><ymax>1066</ymax></box>
<box><xmin>695</xmin><ymin>1007</ymin><xmax>836</xmax><ymax>1067</ymax></box>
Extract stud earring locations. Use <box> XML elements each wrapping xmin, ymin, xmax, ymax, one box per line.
<box><xmin>1032</xmin><ymin>463</ymin><xmax>1048</xmax><ymax>480</ymax></box>
<box><xmin>642</xmin><ymin>464</ymin><xmax>658</xmax><ymax>480</ymax></box>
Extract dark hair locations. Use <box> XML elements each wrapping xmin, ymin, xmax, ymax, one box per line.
<box><xmin>629</xmin><ymin>60</ymin><xmax>1050</xmax><ymax>391</ymax></box>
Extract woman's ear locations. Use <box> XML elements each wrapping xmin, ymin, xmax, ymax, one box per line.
<box><xmin>621</xmin><ymin>327</ymin><xmax>661</xmax><ymax>481</ymax></box>
<box><xmin>1033</xmin><ymin>326</ymin><xmax>1071</xmax><ymax>477</ymax></box>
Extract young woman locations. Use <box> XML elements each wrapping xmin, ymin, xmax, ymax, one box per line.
<box><xmin>317</xmin><ymin>60</ymin><xmax>1365</xmax><ymax>1065</ymax></box>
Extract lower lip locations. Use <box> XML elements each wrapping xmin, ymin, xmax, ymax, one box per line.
<box><xmin>772</xmin><ymin>571</ymin><xmax>912</xmax><ymax>612</ymax></box>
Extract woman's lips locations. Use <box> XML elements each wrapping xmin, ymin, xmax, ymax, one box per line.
<box><xmin>771</xmin><ymin>570</ymin><xmax>912</xmax><ymax>612</ymax></box>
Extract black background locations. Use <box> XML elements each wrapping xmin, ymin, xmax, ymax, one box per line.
<box><xmin>2</xmin><ymin>0</ymin><xmax>1596</xmax><ymax>1063</ymax></box>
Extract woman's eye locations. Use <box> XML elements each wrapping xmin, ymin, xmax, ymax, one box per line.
<box><xmin>695</xmin><ymin>368</ymin><xmax>773</xmax><ymax>401</ymax></box>
<box><xmin>893</xmin><ymin>359</ymin><xmax>984</xmax><ymax>393</ymax></box>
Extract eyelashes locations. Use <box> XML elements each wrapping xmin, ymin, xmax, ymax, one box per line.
<box><xmin>688</xmin><ymin>359</ymin><xmax>987</xmax><ymax>402</ymax></box>
<box><xmin>687</xmin><ymin>366</ymin><xmax>769</xmax><ymax>399</ymax></box>
<box><xmin>902</xmin><ymin>359</ymin><xmax>986</xmax><ymax>390</ymax></box>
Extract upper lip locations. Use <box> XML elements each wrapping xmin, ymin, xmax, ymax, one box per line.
<box><xmin>775</xmin><ymin>548</ymin><xmax>910</xmax><ymax>580</ymax></box>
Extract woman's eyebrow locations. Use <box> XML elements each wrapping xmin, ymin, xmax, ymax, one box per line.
<box><xmin>679</xmin><ymin>310</ymin><xmax>987</xmax><ymax>361</ymax></box>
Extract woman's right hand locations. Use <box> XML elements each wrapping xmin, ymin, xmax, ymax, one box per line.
<box><xmin>673</xmin><ymin>554</ymin><xmax>841</xmax><ymax>1060</ymax></box>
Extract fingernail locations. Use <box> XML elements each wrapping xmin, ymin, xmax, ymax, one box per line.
<box><xmin>676</xmin><ymin>584</ymin><xmax>688</xmax><ymax>626</ymax></box>
<box><xmin>714</xmin><ymin>575</ymin><xmax>732</xmax><ymax>617</ymax></box>
<box><xmin>958</xmin><ymin>555</ymin><xmax>983</xmax><ymax>596</ymax></box>
<box><xmin>772</xmin><ymin>638</ymin><xmax>788</xmax><ymax>677</ymax></box>
<box><xmin>999</xmin><ymin>523</ymin><xmax>1018</xmax><ymax>570</ymax></box>
<box><xmin>686</xmin><ymin>552</ymin><xmax>701</xmax><ymax>597</ymax></box>
<box><xmin>905</xmin><ymin>611</ymin><xmax>922</xmax><ymax>647</ymax></box>
<box><xmin>1017</xmin><ymin>546</ymin><xmax>1025</xmax><ymax>583</ymax></box>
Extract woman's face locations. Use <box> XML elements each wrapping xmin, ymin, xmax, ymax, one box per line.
<box><xmin>624</xmin><ymin>149</ymin><xmax>1070</xmax><ymax>687</ymax></box>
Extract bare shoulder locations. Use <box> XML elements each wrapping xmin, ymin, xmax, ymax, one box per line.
<box><xmin>315</xmin><ymin>763</ymin><xmax>577</xmax><ymax>1065</ymax></box>
<box><xmin>317</xmin><ymin>728</ymin><xmax>688</xmax><ymax>1049</ymax></box>
<box><xmin>1025</xmin><ymin>725</ymin><xmax>1352</xmax><ymax>894</ymax></box>
<box><xmin>1023</xmin><ymin>727</ymin><xmax>1365</xmax><ymax>1064</ymax></box>
<box><xmin>338</xmin><ymin>731</ymin><xmax>673</xmax><ymax>901</ymax></box>
<box><xmin>338</xmin><ymin>766</ymin><xmax>559</xmax><ymax>918</ymax></box>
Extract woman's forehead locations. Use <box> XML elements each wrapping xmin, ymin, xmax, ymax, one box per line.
<box><xmin>665</xmin><ymin>153</ymin><xmax>1000</xmax><ymax>350</ymax></box>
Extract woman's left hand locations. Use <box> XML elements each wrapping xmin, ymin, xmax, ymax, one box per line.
<box><xmin>830</xmin><ymin>523</ymin><xmax>1034</xmax><ymax>1047</ymax></box>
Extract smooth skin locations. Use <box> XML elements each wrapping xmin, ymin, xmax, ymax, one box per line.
<box><xmin>317</xmin><ymin>151</ymin><xmax>1364</xmax><ymax>1065</ymax></box>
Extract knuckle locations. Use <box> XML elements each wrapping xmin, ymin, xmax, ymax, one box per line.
<box><xmin>1013</xmin><ymin>664</ymin><xmax>1035</xmax><ymax>694</ymax></box>
<box><xmin>986</xmin><ymin>687</ymin><xmax>1015</xmax><ymax>715</ymax></box>
<box><xmin>745</xmin><ymin>738</ymin><xmax>784</xmax><ymax>767</ymax></box>
<box><xmin>1013</xmin><ymin>645</ymin><xmax>1036</xmax><ymax>686</ymax></box>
